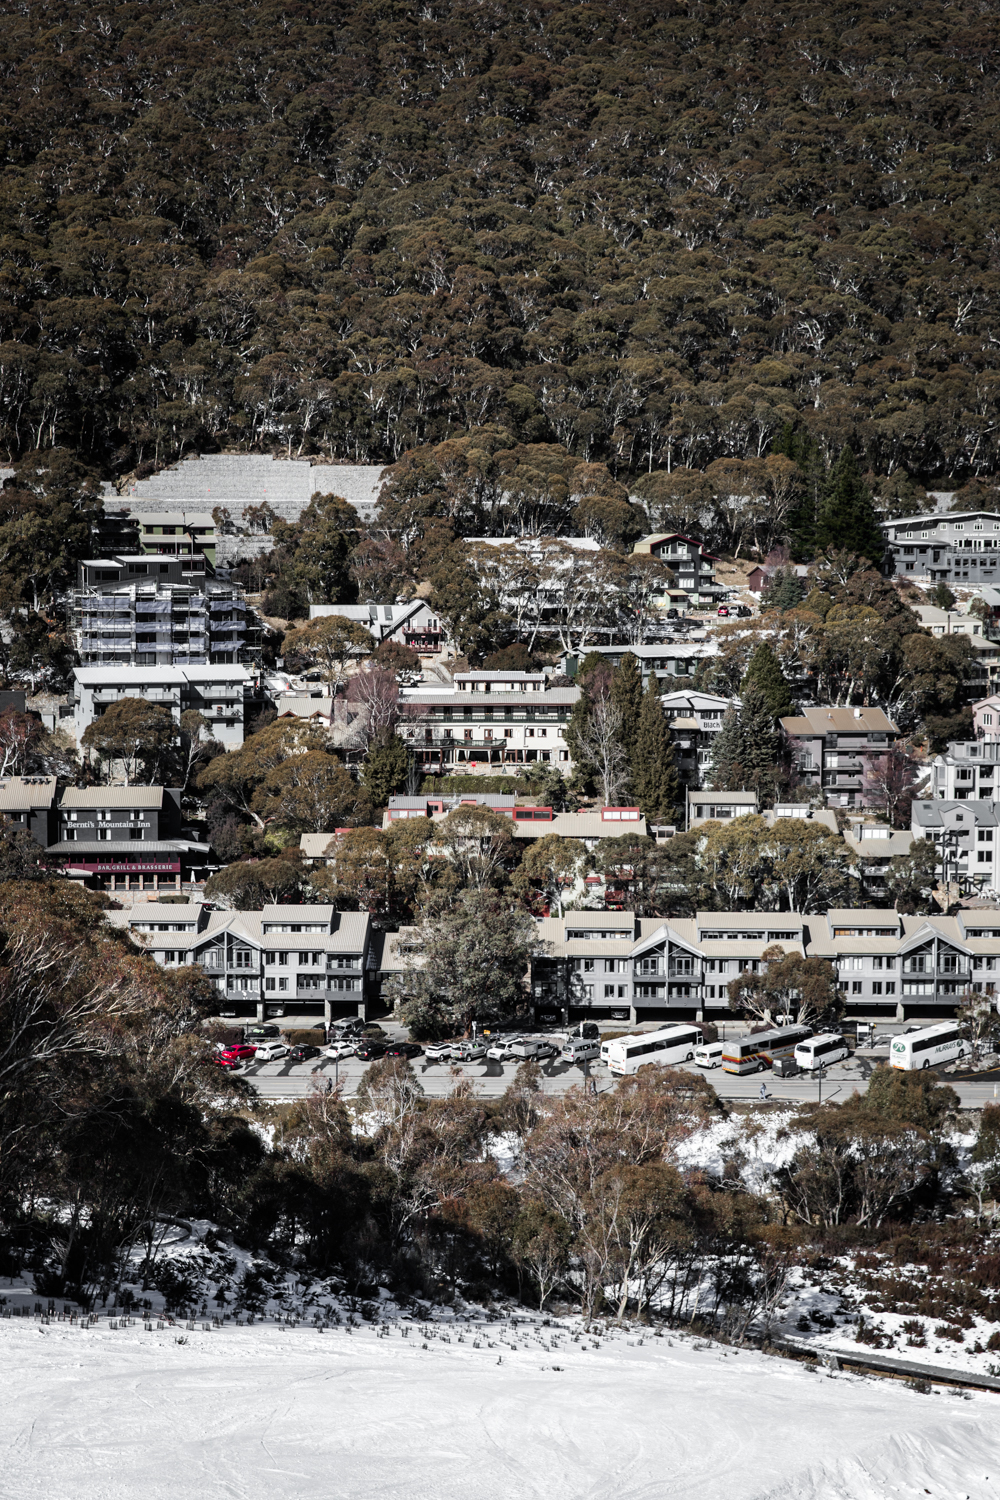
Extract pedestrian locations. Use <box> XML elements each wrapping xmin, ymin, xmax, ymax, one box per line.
<box><xmin>758</xmin><ymin>1081</ymin><xmax>767</xmax><ymax>1101</ymax></box>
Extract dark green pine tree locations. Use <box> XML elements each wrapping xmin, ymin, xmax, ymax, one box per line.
<box><xmin>740</xmin><ymin>642</ymin><xmax>796</xmax><ymax>720</ymax></box>
<box><xmin>771</xmin><ymin>424</ymin><xmax>826</xmax><ymax>560</ymax></box>
<box><xmin>759</xmin><ymin>566</ymin><xmax>805</xmax><ymax>614</ymax></box>
<box><xmin>814</xmin><ymin>445</ymin><xmax>885</xmax><ymax>566</ymax></box>
<box><xmin>633</xmin><ymin>672</ymin><xmax>681</xmax><ymax>824</ymax></box>
<box><xmin>737</xmin><ymin>682</ymin><xmax>780</xmax><ymax>804</ymax></box>
<box><xmin>707</xmin><ymin>686</ymin><xmax>779</xmax><ymax>801</ymax></box>
<box><xmin>611</xmin><ymin>651</ymin><xmax>644</xmax><ymax>780</ymax></box>
<box><xmin>708</xmin><ymin>705</ymin><xmax>745</xmax><ymax>790</ymax></box>
<box><xmin>361</xmin><ymin>730</ymin><xmax>409</xmax><ymax>807</ymax></box>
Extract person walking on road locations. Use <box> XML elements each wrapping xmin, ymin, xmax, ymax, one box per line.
<box><xmin>758</xmin><ymin>1082</ymin><xmax>768</xmax><ymax>1101</ymax></box>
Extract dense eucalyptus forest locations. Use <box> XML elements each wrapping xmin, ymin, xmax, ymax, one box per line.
<box><xmin>1</xmin><ymin>0</ymin><xmax>999</xmax><ymax>485</ymax></box>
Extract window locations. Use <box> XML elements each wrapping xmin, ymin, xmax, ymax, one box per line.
<box><xmin>852</xmin><ymin>981</ymin><xmax>862</xmax><ymax>994</ymax></box>
<box><xmin>885</xmin><ymin>982</ymin><xmax>896</xmax><ymax>994</ymax></box>
<box><xmin>233</xmin><ymin>949</ymin><xmax>254</xmax><ymax>969</ymax></box>
<box><xmin>872</xmin><ymin>982</ymin><xmax>882</xmax><ymax>995</ymax></box>
<box><xmin>604</xmin><ymin>984</ymin><xmax>615</xmax><ymax>998</ymax></box>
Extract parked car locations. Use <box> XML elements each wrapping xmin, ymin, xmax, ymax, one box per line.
<box><xmin>218</xmin><ymin>1043</ymin><xmax>257</xmax><ymax>1063</ymax></box>
<box><xmin>561</xmin><ymin>1038</ymin><xmax>601</xmax><ymax>1064</ymax></box>
<box><xmin>383</xmin><ymin>1040</ymin><xmax>423</xmax><ymax>1059</ymax></box>
<box><xmin>356</xmin><ymin>1040</ymin><xmax>388</xmax><ymax>1061</ymax></box>
<box><xmin>288</xmin><ymin>1044</ymin><xmax>321</xmax><ymax>1063</ymax></box>
<box><xmin>423</xmin><ymin>1038</ymin><xmax>461</xmax><ymax>1061</ymax></box>
<box><xmin>322</xmin><ymin>1040</ymin><xmax>357</xmax><ymax>1061</ymax></box>
<box><xmin>508</xmin><ymin>1038</ymin><xmax>559</xmax><ymax>1061</ymax></box>
<box><xmin>243</xmin><ymin>1023</ymin><xmax>281</xmax><ymax>1043</ymax></box>
<box><xmin>252</xmin><ymin>1041</ymin><xmax>289</xmax><ymax>1062</ymax></box>
<box><xmin>717</xmin><ymin>605</ymin><xmax>730</xmax><ymax>617</ymax></box>
<box><xmin>694</xmin><ymin>1042</ymin><xmax>724</xmax><ymax>1069</ymax></box>
<box><xmin>330</xmin><ymin>1018</ymin><xmax>364</xmax><ymax>1037</ymax></box>
<box><xmin>665</xmin><ymin>608</ymin><xmax>679</xmax><ymax>619</ymax></box>
<box><xmin>486</xmin><ymin>1036</ymin><xmax>523</xmax><ymax>1061</ymax></box>
<box><xmin>212</xmin><ymin>1052</ymin><xmax>242</xmax><ymax>1069</ymax></box>
<box><xmin>733</xmin><ymin>604</ymin><xmax>752</xmax><ymax>618</ymax></box>
<box><xmin>453</xmin><ymin>1039</ymin><xmax>488</xmax><ymax>1062</ymax></box>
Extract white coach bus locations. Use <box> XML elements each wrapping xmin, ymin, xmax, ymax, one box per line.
<box><xmin>606</xmin><ymin>1025</ymin><xmax>703</xmax><ymax>1077</ymax></box>
<box><xmin>890</xmin><ymin>1023</ymin><xmax>968</xmax><ymax>1071</ymax></box>
<box><xmin>794</xmin><ymin>1033</ymin><xmax>850</xmax><ymax>1072</ymax></box>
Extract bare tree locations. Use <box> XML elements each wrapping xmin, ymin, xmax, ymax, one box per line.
<box><xmin>576</xmin><ymin>693</ymin><xmax>629</xmax><ymax>805</ymax></box>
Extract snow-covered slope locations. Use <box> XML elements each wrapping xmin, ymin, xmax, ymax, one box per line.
<box><xmin>1</xmin><ymin>1318</ymin><xmax>994</xmax><ymax>1500</ymax></box>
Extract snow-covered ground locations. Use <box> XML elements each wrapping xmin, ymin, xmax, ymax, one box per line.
<box><xmin>1</xmin><ymin>1315</ymin><xmax>996</xmax><ymax>1500</ymax></box>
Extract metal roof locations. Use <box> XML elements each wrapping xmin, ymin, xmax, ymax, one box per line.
<box><xmin>49</xmin><ymin>839</ymin><xmax>208</xmax><ymax>853</ymax></box>
<box><xmin>0</xmin><ymin>776</ymin><xmax>57</xmax><ymax>809</ymax></box>
<box><xmin>61</xmin><ymin>787</ymin><xmax>168</xmax><ymax>809</ymax></box>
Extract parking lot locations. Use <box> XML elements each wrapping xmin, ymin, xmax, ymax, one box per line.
<box><xmin>234</xmin><ymin>1045</ymin><xmax>1000</xmax><ymax>1109</ymax></box>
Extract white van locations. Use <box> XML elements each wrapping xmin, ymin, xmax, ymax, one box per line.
<box><xmin>794</xmin><ymin>1033</ymin><xmax>850</xmax><ymax>1072</ymax></box>
<box><xmin>561</xmin><ymin>1037</ymin><xmax>601</xmax><ymax>1064</ymax></box>
<box><xmin>694</xmin><ymin>1041</ymin><xmax>724</xmax><ymax>1069</ymax></box>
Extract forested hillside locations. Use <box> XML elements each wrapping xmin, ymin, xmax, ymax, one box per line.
<box><xmin>2</xmin><ymin>0</ymin><xmax>999</xmax><ymax>483</ymax></box>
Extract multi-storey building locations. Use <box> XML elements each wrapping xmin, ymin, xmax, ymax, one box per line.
<box><xmin>47</xmin><ymin>786</ymin><xmax>212</xmax><ymax>893</ymax></box>
<box><xmin>912</xmin><ymin>798</ymin><xmax>1000</xmax><ymax>895</ymax></box>
<box><xmin>930</xmin><ymin>740</ymin><xmax>1000</xmax><ymax>801</ymax></box>
<box><xmin>72</xmin><ymin>556</ymin><xmax>257</xmax><ymax>667</ymax></box>
<box><xmin>134</xmin><ymin>512</ymin><xmax>217</xmax><ymax>570</ymax></box>
<box><xmin>632</xmin><ymin>533</ymin><xmax>723</xmax><ymax>607</ymax></box>
<box><xmin>882</xmin><ymin>510</ymin><xmax>1000</xmax><ymax>584</ymax></box>
<box><xmin>659</xmin><ymin>689</ymin><xmax>734</xmax><ymax>788</ymax></box>
<box><xmin>309</xmin><ymin>600</ymin><xmax>446</xmax><ymax>656</ymax></box>
<box><xmin>398</xmin><ymin>670</ymin><xmax>578</xmax><ymax>773</ymax></box>
<box><xmin>779</xmin><ymin>706</ymin><xmax>900</xmax><ymax>807</ymax></box>
<box><xmin>0</xmin><ymin>775</ymin><xmax>58</xmax><ymax>845</ymax></box>
<box><xmin>530</xmin><ymin>907</ymin><xmax>1000</xmax><ymax>1025</ymax></box>
<box><xmin>578</xmin><ymin>641</ymin><xmax>717</xmax><ymax>687</ymax></box>
<box><xmin>841</xmin><ymin>818</ymin><xmax>914</xmax><ymax>899</ymax></box>
<box><xmin>72</xmin><ymin>665</ymin><xmax>258</xmax><ymax>750</ymax></box>
<box><xmin>686</xmin><ymin>790</ymin><xmax>759</xmax><ymax>828</ymax></box>
<box><xmin>110</xmin><ymin>902</ymin><xmax>373</xmax><ymax>1021</ymax></box>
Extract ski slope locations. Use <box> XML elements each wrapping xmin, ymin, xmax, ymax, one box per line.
<box><xmin>1</xmin><ymin>1317</ymin><xmax>996</xmax><ymax>1500</ymax></box>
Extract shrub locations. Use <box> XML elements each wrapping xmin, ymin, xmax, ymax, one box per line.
<box><xmin>281</xmin><ymin>1028</ymin><xmax>326</xmax><ymax>1046</ymax></box>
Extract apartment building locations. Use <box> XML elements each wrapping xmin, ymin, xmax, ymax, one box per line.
<box><xmin>841</xmin><ymin>818</ymin><xmax>914</xmax><ymax>899</ymax></box>
<box><xmin>660</xmin><ymin>689</ymin><xmax>735</xmax><ymax>788</ymax></box>
<box><xmin>0</xmin><ymin>776</ymin><xmax>58</xmax><ymax>846</ymax></box>
<box><xmin>530</xmin><ymin>907</ymin><xmax>998</xmax><ymax>1025</ymax></box>
<box><xmin>72</xmin><ymin>557</ymin><xmax>255</xmax><ymax>667</ymax></box>
<box><xmin>912</xmin><ymin>798</ymin><xmax>1000</xmax><ymax>895</ymax></box>
<box><xmin>72</xmin><ymin>664</ymin><xmax>258</xmax><ymax>749</ymax></box>
<box><xmin>398</xmin><ymin>670</ymin><xmax>579</xmax><ymax>773</ymax></box>
<box><xmin>929</xmin><ymin>740</ymin><xmax>1000</xmax><ymax>800</ymax></box>
<box><xmin>109</xmin><ymin>902</ymin><xmax>373</xmax><ymax>1021</ymax></box>
<box><xmin>580</xmin><ymin>641</ymin><xmax>717</xmax><ymax>685</ymax></box>
<box><xmin>882</xmin><ymin>510</ymin><xmax>1000</xmax><ymax>584</ymax></box>
<box><xmin>632</xmin><ymin>533</ymin><xmax>723</xmax><ymax>606</ymax></box>
<box><xmin>779</xmin><ymin>706</ymin><xmax>900</xmax><ymax>807</ymax></box>
<box><xmin>47</xmin><ymin>786</ymin><xmax>212</xmax><ymax>892</ymax></box>
<box><xmin>309</xmin><ymin>600</ymin><xmax>446</xmax><ymax>655</ymax></box>
<box><xmin>134</xmin><ymin>513</ymin><xmax>218</xmax><ymax>570</ymax></box>
<box><xmin>687</xmin><ymin>790</ymin><xmax>759</xmax><ymax>828</ymax></box>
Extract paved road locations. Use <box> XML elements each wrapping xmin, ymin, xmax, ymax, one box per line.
<box><xmin>238</xmin><ymin>1051</ymin><xmax>1000</xmax><ymax>1110</ymax></box>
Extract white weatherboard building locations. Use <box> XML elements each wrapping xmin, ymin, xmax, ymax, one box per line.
<box><xmin>110</xmin><ymin>903</ymin><xmax>373</xmax><ymax>1022</ymax></box>
<box><xmin>530</xmin><ymin>908</ymin><xmax>1000</xmax><ymax>1025</ymax></box>
<box><xmin>882</xmin><ymin>510</ymin><xmax>1000</xmax><ymax>584</ymax></box>
<box><xmin>72</xmin><ymin>665</ymin><xmax>257</xmax><ymax>748</ymax></box>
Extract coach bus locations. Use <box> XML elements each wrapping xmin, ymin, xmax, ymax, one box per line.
<box><xmin>721</xmin><ymin>1024</ymin><xmax>813</xmax><ymax>1074</ymax></box>
<box><xmin>794</xmin><ymin>1033</ymin><xmax>851</xmax><ymax>1072</ymax></box>
<box><xmin>890</xmin><ymin>1023</ymin><xmax>968</xmax><ymax>1071</ymax></box>
<box><xmin>606</xmin><ymin>1025</ymin><xmax>703</xmax><ymax>1077</ymax></box>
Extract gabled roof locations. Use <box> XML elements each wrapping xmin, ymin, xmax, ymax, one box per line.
<box><xmin>0</xmin><ymin>776</ymin><xmax>57</xmax><ymax>810</ymax></box>
<box><xmin>61</xmin><ymin>786</ymin><xmax>168</xmax><ymax>809</ymax></box>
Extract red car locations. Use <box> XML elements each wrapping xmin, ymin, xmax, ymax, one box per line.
<box><xmin>214</xmin><ymin>1043</ymin><xmax>257</xmax><ymax>1068</ymax></box>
